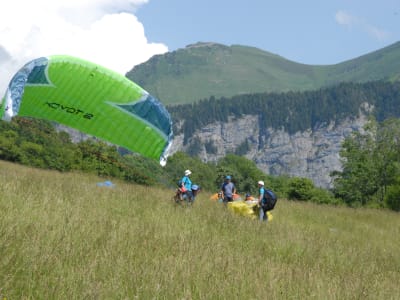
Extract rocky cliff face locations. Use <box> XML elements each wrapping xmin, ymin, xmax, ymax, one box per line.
<box><xmin>170</xmin><ymin>113</ymin><xmax>369</xmax><ymax>188</ymax></box>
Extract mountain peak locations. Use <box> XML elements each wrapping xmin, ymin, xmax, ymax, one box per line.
<box><xmin>185</xmin><ymin>42</ymin><xmax>225</xmax><ymax>49</ymax></box>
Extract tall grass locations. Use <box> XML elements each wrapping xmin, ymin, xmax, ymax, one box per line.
<box><xmin>1</xmin><ymin>160</ymin><xmax>399</xmax><ymax>299</ymax></box>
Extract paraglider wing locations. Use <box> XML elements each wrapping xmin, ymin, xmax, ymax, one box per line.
<box><xmin>0</xmin><ymin>55</ymin><xmax>173</xmax><ymax>165</ymax></box>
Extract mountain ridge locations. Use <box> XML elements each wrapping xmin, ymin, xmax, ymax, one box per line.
<box><xmin>126</xmin><ymin>41</ymin><xmax>400</xmax><ymax>105</ymax></box>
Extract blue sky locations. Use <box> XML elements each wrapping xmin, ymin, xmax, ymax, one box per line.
<box><xmin>136</xmin><ymin>0</ymin><xmax>400</xmax><ymax>65</ymax></box>
<box><xmin>0</xmin><ymin>0</ymin><xmax>399</xmax><ymax>94</ymax></box>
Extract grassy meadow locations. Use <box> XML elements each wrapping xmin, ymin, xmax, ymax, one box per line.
<box><xmin>1</xmin><ymin>159</ymin><xmax>399</xmax><ymax>299</ymax></box>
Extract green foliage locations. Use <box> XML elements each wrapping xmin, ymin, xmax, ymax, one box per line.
<box><xmin>0</xmin><ymin>117</ymin><xmax>79</xmax><ymax>171</ymax></box>
<box><xmin>333</xmin><ymin>117</ymin><xmax>400</xmax><ymax>210</ymax></box>
<box><xmin>19</xmin><ymin>141</ymin><xmax>45</xmax><ymax>167</ymax></box>
<box><xmin>120</xmin><ymin>154</ymin><xmax>162</xmax><ymax>186</ymax></box>
<box><xmin>385</xmin><ymin>182</ymin><xmax>400</xmax><ymax>211</ymax></box>
<box><xmin>309</xmin><ymin>188</ymin><xmax>338</xmax><ymax>205</ymax></box>
<box><xmin>287</xmin><ymin>177</ymin><xmax>315</xmax><ymax>201</ymax></box>
<box><xmin>0</xmin><ymin>117</ymin><xmax>159</xmax><ymax>185</ymax></box>
<box><xmin>214</xmin><ymin>154</ymin><xmax>291</xmax><ymax>198</ymax></box>
<box><xmin>163</xmin><ymin>151</ymin><xmax>217</xmax><ymax>191</ymax></box>
<box><xmin>0</xmin><ymin>129</ymin><xmax>22</xmax><ymax>161</ymax></box>
<box><xmin>333</xmin><ymin>129</ymin><xmax>379</xmax><ymax>206</ymax></box>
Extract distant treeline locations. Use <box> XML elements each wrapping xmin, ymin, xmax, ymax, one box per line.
<box><xmin>168</xmin><ymin>80</ymin><xmax>400</xmax><ymax>144</ymax></box>
<box><xmin>0</xmin><ymin>117</ymin><xmax>162</xmax><ymax>186</ymax></box>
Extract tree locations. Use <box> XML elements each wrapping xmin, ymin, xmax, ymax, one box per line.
<box><xmin>374</xmin><ymin>118</ymin><xmax>400</xmax><ymax>204</ymax></box>
<box><xmin>333</xmin><ymin>121</ymin><xmax>379</xmax><ymax>206</ymax></box>
<box><xmin>333</xmin><ymin>117</ymin><xmax>400</xmax><ymax>209</ymax></box>
<box><xmin>287</xmin><ymin>177</ymin><xmax>314</xmax><ymax>201</ymax></box>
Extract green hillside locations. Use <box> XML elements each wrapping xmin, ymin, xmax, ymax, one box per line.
<box><xmin>1</xmin><ymin>160</ymin><xmax>400</xmax><ymax>299</ymax></box>
<box><xmin>126</xmin><ymin>41</ymin><xmax>400</xmax><ymax>105</ymax></box>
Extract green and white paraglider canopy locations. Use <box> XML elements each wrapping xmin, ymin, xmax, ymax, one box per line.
<box><xmin>0</xmin><ymin>55</ymin><xmax>173</xmax><ymax>166</ymax></box>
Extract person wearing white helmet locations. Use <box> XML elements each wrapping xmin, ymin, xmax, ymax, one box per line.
<box><xmin>180</xmin><ymin>169</ymin><xmax>193</xmax><ymax>203</ymax></box>
<box><xmin>257</xmin><ymin>180</ymin><xmax>268</xmax><ymax>221</ymax></box>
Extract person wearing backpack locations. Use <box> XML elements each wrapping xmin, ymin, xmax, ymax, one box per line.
<box><xmin>257</xmin><ymin>180</ymin><xmax>268</xmax><ymax>221</ymax></box>
<box><xmin>257</xmin><ymin>180</ymin><xmax>278</xmax><ymax>221</ymax></box>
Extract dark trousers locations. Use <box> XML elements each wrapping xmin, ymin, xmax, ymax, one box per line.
<box><xmin>223</xmin><ymin>196</ymin><xmax>233</xmax><ymax>203</ymax></box>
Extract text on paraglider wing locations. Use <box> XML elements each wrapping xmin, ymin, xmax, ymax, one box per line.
<box><xmin>45</xmin><ymin>102</ymin><xmax>94</xmax><ymax>119</ymax></box>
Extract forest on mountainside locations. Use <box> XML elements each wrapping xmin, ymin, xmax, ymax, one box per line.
<box><xmin>168</xmin><ymin>80</ymin><xmax>400</xmax><ymax>144</ymax></box>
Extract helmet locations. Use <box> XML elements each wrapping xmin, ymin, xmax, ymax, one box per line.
<box><xmin>258</xmin><ymin>180</ymin><xmax>264</xmax><ymax>186</ymax></box>
<box><xmin>191</xmin><ymin>184</ymin><xmax>199</xmax><ymax>191</ymax></box>
<box><xmin>225</xmin><ymin>175</ymin><xmax>231</xmax><ymax>180</ymax></box>
<box><xmin>184</xmin><ymin>169</ymin><xmax>192</xmax><ymax>176</ymax></box>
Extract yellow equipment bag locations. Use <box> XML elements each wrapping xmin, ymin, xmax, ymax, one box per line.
<box><xmin>228</xmin><ymin>201</ymin><xmax>273</xmax><ymax>221</ymax></box>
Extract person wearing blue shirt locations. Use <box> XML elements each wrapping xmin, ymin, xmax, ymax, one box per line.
<box><xmin>257</xmin><ymin>180</ymin><xmax>268</xmax><ymax>221</ymax></box>
<box><xmin>220</xmin><ymin>175</ymin><xmax>236</xmax><ymax>204</ymax></box>
<box><xmin>180</xmin><ymin>169</ymin><xmax>193</xmax><ymax>203</ymax></box>
<box><xmin>180</xmin><ymin>169</ymin><xmax>192</xmax><ymax>190</ymax></box>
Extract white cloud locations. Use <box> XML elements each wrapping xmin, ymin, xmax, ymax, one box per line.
<box><xmin>0</xmin><ymin>0</ymin><xmax>168</xmax><ymax>95</ymax></box>
<box><xmin>335</xmin><ymin>10</ymin><xmax>357</xmax><ymax>27</ymax></box>
<box><xmin>335</xmin><ymin>10</ymin><xmax>390</xmax><ymax>41</ymax></box>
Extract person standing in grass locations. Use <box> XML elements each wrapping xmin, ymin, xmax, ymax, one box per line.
<box><xmin>180</xmin><ymin>169</ymin><xmax>193</xmax><ymax>202</ymax></box>
<box><xmin>257</xmin><ymin>180</ymin><xmax>268</xmax><ymax>221</ymax></box>
<box><xmin>220</xmin><ymin>175</ymin><xmax>236</xmax><ymax>204</ymax></box>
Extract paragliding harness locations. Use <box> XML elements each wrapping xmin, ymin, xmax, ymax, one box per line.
<box><xmin>261</xmin><ymin>189</ymin><xmax>278</xmax><ymax>212</ymax></box>
<box><xmin>173</xmin><ymin>184</ymin><xmax>200</xmax><ymax>206</ymax></box>
<box><xmin>177</xmin><ymin>178</ymin><xmax>189</xmax><ymax>194</ymax></box>
<box><xmin>173</xmin><ymin>182</ymin><xmax>185</xmax><ymax>204</ymax></box>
